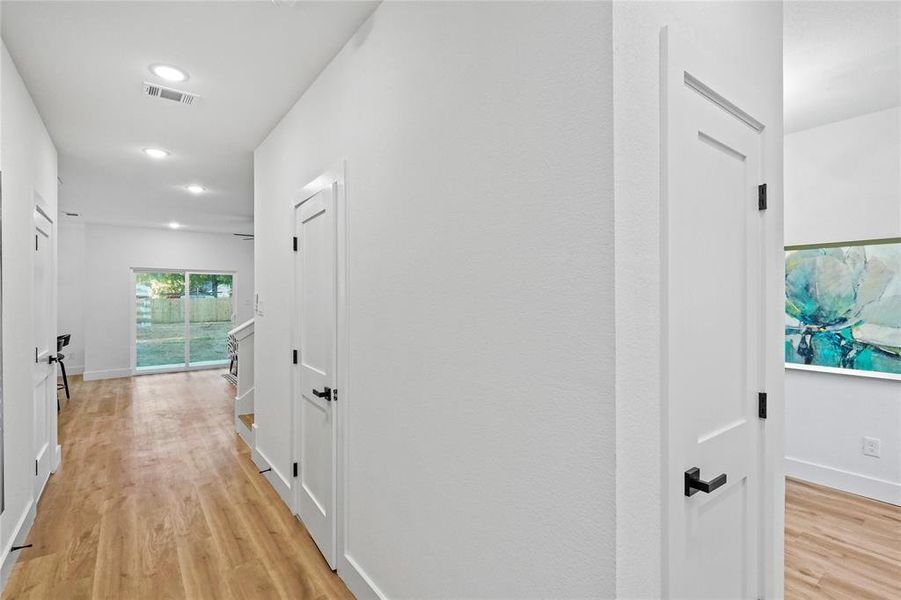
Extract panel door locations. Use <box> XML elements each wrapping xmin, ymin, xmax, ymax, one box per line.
<box><xmin>33</xmin><ymin>209</ymin><xmax>55</xmax><ymax>495</ymax></box>
<box><xmin>294</xmin><ymin>185</ymin><xmax>338</xmax><ymax>568</ymax></box>
<box><xmin>662</xmin><ymin>29</ymin><xmax>768</xmax><ymax>599</ymax></box>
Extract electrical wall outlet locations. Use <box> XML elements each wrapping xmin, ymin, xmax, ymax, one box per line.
<box><xmin>862</xmin><ymin>436</ymin><xmax>881</xmax><ymax>458</ymax></box>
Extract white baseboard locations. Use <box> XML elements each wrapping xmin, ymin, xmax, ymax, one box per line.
<box><xmin>251</xmin><ymin>446</ymin><xmax>294</xmax><ymax>509</ymax></box>
<box><xmin>53</xmin><ymin>444</ymin><xmax>62</xmax><ymax>473</ymax></box>
<box><xmin>339</xmin><ymin>553</ymin><xmax>386</xmax><ymax>600</ymax></box>
<box><xmin>83</xmin><ymin>367</ymin><xmax>132</xmax><ymax>381</ymax></box>
<box><xmin>0</xmin><ymin>500</ymin><xmax>37</xmax><ymax>594</ymax></box>
<box><xmin>785</xmin><ymin>456</ymin><xmax>901</xmax><ymax>506</ymax></box>
<box><xmin>63</xmin><ymin>364</ymin><xmax>84</xmax><ymax>375</ymax></box>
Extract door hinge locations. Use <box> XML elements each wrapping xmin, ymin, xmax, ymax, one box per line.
<box><xmin>758</xmin><ymin>392</ymin><xmax>767</xmax><ymax>419</ymax></box>
<box><xmin>292</xmin><ymin>349</ymin><xmax>298</xmax><ymax>364</ymax></box>
<box><xmin>333</xmin><ymin>389</ymin><xmax>338</xmax><ymax>402</ymax></box>
<box><xmin>293</xmin><ymin>462</ymin><xmax>298</xmax><ymax>477</ymax></box>
<box><xmin>293</xmin><ymin>236</ymin><xmax>298</xmax><ymax>252</ymax></box>
<box><xmin>35</xmin><ymin>234</ymin><xmax>39</xmax><ymax>251</ymax></box>
<box><xmin>35</xmin><ymin>347</ymin><xmax>38</xmax><ymax>363</ymax></box>
<box><xmin>34</xmin><ymin>460</ymin><xmax>38</xmax><ymax>476</ymax></box>
<box><xmin>758</xmin><ymin>183</ymin><xmax>767</xmax><ymax>210</ymax></box>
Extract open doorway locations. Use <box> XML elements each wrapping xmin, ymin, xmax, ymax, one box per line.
<box><xmin>133</xmin><ymin>270</ymin><xmax>235</xmax><ymax>373</ymax></box>
<box><xmin>783</xmin><ymin>3</ymin><xmax>901</xmax><ymax>597</ymax></box>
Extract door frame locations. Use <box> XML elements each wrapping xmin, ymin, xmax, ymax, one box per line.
<box><xmin>130</xmin><ymin>268</ymin><xmax>238</xmax><ymax>375</ymax></box>
<box><xmin>32</xmin><ymin>196</ymin><xmax>60</xmax><ymax>497</ymax></box>
<box><xmin>290</xmin><ymin>161</ymin><xmax>349</xmax><ymax>571</ymax></box>
<box><xmin>659</xmin><ymin>26</ymin><xmax>784</xmax><ymax>599</ymax></box>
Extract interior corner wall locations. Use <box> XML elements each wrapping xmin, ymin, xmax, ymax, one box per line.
<box><xmin>77</xmin><ymin>223</ymin><xmax>254</xmax><ymax>381</ymax></box>
<box><xmin>612</xmin><ymin>2</ymin><xmax>784</xmax><ymax>596</ymax></box>
<box><xmin>0</xmin><ymin>40</ymin><xmax>58</xmax><ymax>589</ymax></box>
<box><xmin>254</xmin><ymin>2</ymin><xmax>614</xmax><ymax>597</ymax></box>
<box><xmin>58</xmin><ymin>223</ymin><xmax>85</xmax><ymax>373</ymax></box>
<box><xmin>784</xmin><ymin>106</ymin><xmax>901</xmax><ymax>506</ymax></box>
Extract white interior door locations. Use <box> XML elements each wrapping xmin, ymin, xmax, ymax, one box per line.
<box><xmin>33</xmin><ymin>209</ymin><xmax>55</xmax><ymax>495</ymax></box>
<box><xmin>293</xmin><ymin>184</ymin><xmax>338</xmax><ymax>568</ymax></box>
<box><xmin>662</xmin><ymin>28</ymin><xmax>770</xmax><ymax>599</ymax></box>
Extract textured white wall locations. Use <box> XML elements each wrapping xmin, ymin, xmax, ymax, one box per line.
<box><xmin>80</xmin><ymin>224</ymin><xmax>254</xmax><ymax>380</ymax></box>
<box><xmin>784</xmin><ymin>106</ymin><xmax>901</xmax><ymax>505</ymax></box>
<box><xmin>255</xmin><ymin>2</ymin><xmax>614</xmax><ymax>597</ymax></box>
<box><xmin>613</xmin><ymin>2</ymin><xmax>784</xmax><ymax>596</ymax></box>
<box><xmin>0</xmin><ymin>41</ymin><xmax>58</xmax><ymax>587</ymax></box>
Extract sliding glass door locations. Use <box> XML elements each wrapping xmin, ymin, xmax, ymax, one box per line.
<box><xmin>134</xmin><ymin>270</ymin><xmax>234</xmax><ymax>372</ymax></box>
<box><xmin>188</xmin><ymin>273</ymin><xmax>233</xmax><ymax>366</ymax></box>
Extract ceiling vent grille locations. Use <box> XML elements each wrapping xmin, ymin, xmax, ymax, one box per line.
<box><xmin>142</xmin><ymin>81</ymin><xmax>198</xmax><ymax>105</ymax></box>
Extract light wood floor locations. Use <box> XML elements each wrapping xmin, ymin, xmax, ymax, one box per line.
<box><xmin>785</xmin><ymin>478</ymin><xmax>901</xmax><ymax>599</ymax></box>
<box><xmin>2</xmin><ymin>371</ymin><xmax>353</xmax><ymax>600</ymax></box>
<box><xmin>4</xmin><ymin>373</ymin><xmax>899</xmax><ymax>599</ymax></box>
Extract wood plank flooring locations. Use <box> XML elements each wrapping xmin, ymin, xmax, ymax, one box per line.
<box><xmin>2</xmin><ymin>371</ymin><xmax>353</xmax><ymax>600</ymax></box>
<box><xmin>785</xmin><ymin>477</ymin><xmax>901</xmax><ymax>599</ymax></box>
<box><xmin>4</xmin><ymin>371</ymin><xmax>899</xmax><ymax>599</ymax></box>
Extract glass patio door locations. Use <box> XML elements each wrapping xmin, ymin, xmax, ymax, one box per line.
<box><xmin>187</xmin><ymin>273</ymin><xmax>234</xmax><ymax>366</ymax></box>
<box><xmin>134</xmin><ymin>270</ymin><xmax>234</xmax><ymax>372</ymax></box>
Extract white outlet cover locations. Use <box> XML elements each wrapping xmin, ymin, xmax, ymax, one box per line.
<box><xmin>862</xmin><ymin>436</ymin><xmax>881</xmax><ymax>458</ymax></box>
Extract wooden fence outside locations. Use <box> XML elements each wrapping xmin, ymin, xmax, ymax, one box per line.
<box><xmin>142</xmin><ymin>298</ymin><xmax>233</xmax><ymax>323</ymax></box>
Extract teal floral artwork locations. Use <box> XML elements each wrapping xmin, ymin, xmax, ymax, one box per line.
<box><xmin>785</xmin><ymin>239</ymin><xmax>901</xmax><ymax>376</ymax></box>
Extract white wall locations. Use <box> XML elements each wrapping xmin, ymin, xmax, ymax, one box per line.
<box><xmin>255</xmin><ymin>3</ymin><xmax>614</xmax><ymax>598</ymax></box>
<box><xmin>785</xmin><ymin>106</ymin><xmax>901</xmax><ymax>245</ymax></box>
<box><xmin>64</xmin><ymin>224</ymin><xmax>254</xmax><ymax>381</ymax></box>
<box><xmin>57</xmin><ymin>223</ymin><xmax>85</xmax><ymax>373</ymax></box>
<box><xmin>784</xmin><ymin>106</ymin><xmax>901</xmax><ymax>505</ymax></box>
<box><xmin>0</xmin><ymin>41</ymin><xmax>59</xmax><ymax>587</ymax></box>
<box><xmin>612</xmin><ymin>2</ymin><xmax>784</xmax><ymax>596</ymax></box>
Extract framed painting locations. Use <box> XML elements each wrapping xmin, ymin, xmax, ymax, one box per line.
<box><xmin>785</xmin><ymin>237</ymin><xmax>901</xmax><ymax>380</ymax></box>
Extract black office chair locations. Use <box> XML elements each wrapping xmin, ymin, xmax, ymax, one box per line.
<box><xmin>54</xmin><ymin>334</ymin><xmax>71</xmax><ymax>407</ymax></box>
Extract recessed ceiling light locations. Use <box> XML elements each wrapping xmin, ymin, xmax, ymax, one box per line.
<box><xmin>143</xmin><ymin>147</ymin><xmax>169</xmax><ymax>159</ymax></box>
<box><xmin>186</xmin><ymin>184</ymin><xmax>205</xmax><ymax>194</ymax></box>
<box><xmin>150</xmin><ymin>64</ymin><xmax>188</xmax><ymax>83</ymax></box>
<box><xmin>169</xmin><ymin>222</ymin><xmax>181</xmax><ymax>229</ymax></box>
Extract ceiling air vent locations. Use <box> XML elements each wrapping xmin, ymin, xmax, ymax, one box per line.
<box><xmin>142</xmin><ymin>81</ymin><xmax>198</xmax><ymax>105</ymax></box>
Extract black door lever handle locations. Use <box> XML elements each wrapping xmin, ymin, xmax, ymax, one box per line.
<box><xmin>311</xmin><ymin>386</ymin><xmax>332</xmax><ymax>401</ymax></box>
<box><xmin>684</xmin><ymin>467</ymin><xmax>727</xmax><ymax>497</ymax></box>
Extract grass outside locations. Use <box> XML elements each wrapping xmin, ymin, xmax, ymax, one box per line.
<box><xmin>136</xmin><ymin>321</ymin><xmax>232</xmax><ymax>368</ymax></box>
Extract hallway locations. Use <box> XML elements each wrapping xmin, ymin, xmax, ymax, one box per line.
<box><xmin>1</xmin><ymin>372</ymin><xmax>351</xmax><ymax>600</ymax></box>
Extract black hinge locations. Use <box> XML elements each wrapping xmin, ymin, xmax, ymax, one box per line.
<box><xmin>34</xmin><ymin>460</ymin><xmax>38</xmax><ymax>476</ymax></box>
<box><xmin>293</xmin><ymin>236</ymin><xmax>298</xmax><ymax>252</ymax></box>
<box><xmin>292</xmin><ymin>349</ymin><xmax>298</xmax><ymax>364</ymax></box>
<box><xmin>293</xmin><ymin>462</ymin><xmax>298</xmax><ymax>477</ymax></box>
<box><xmin>758</xmin><ymin>392</ymin><xmax>767</xmax><ymax>419</ymax></box>
<box><xmin>35</xmin><ymin>234</ymin><xmax>39</xmax><ymax>251</ymax></box>
<box><xmin>333</xmin><ymin>389</ymin><xmax>338</xmax><ymax>402</ymax></box>
<box><xmin>758</xmin><ymin>183</ymin><xmax>767</xmax><ymax>210</ymax></box>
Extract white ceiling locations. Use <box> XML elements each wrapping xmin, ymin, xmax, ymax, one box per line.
<box><xmin>784</xmin><ymin>1</ymin><xmax>901</xmax><ymax>134</ymax></box>
<box><xmin>1</xmin><ymin>1</ymin><xmax>378</xmax><ymax>233</ymax></box>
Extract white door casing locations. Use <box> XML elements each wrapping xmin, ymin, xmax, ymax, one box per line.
<box><xmin>661</xmin><ymin>28</ymin><xmax>779</xmax><ymax>599</ymax></box>
<box><xmin>293</xmin><ymin>179</ymin><xmax>339</xmax><ymax>568</ymax></box>
<box><xmin>33</xmin><ymin>207</ymin><xmax>55</xmax><ymax>495</ymax></box>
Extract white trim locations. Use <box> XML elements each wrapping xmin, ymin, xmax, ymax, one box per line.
<box><xmin>63</xmin><ymin>364</ymin><xmax>84</xmax><ymax>375</ymax></box>
<box><xmin>0</xmin><ymin>500</ymin><xmax>36</xmax><ymax>592</ymax></box>
<box><xmin>785</xmin><ymin>362</ymin><xmax>901</xmax><ymax>382</ymax></box>
<box><xmin>339</xmin><ymin>553</ymin><xmax>386</xmax><ymax>600</ymax></box>
<box><xmin>785</xmin><ymin>457</ymin><xmax>901</xmax><ymax>507</ymax></box>
<box><xmin>53</xmin><ymin>444</ymin><xmax>62</xmax><ymax>473</ymax></box>
<box><xmin>83</xmin><ymin>367</ymin><xmax>134</xmax><ymax>381</ymax></box>
<box><xmin>252</xmin><ymin>446</ymin><xmax>294</xmax><ymax>509</ymax></box>
<box><xmin>133</xmin><ymin>362</ymin><xmax>228</xmax><ymax>377</ymax></box>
